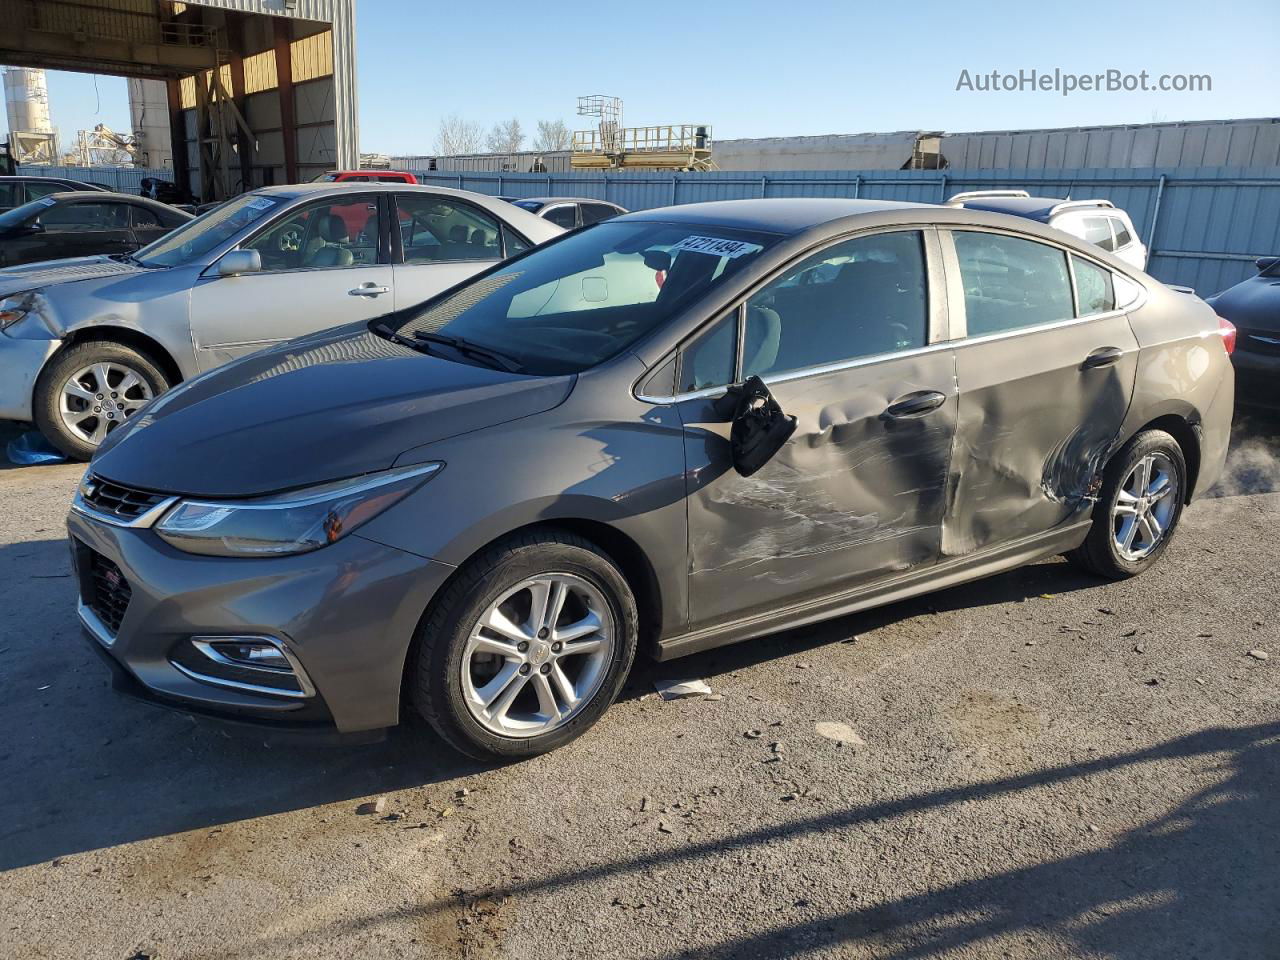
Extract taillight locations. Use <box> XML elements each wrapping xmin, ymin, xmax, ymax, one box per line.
<box><xmin>1217</xmin><ymin>315</ymin><xmax>1237</xmax><ymax>355</ymax></box>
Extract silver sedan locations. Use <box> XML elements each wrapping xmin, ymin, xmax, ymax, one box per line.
<box><xmin>0</xmin><ymin>182</ymin><xmax>563</xmax><ymax>459</ymax></box>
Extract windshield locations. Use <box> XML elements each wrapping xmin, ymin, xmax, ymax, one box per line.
<box><xmin>134</xmin><ymin>194</ymin><xmax>287</xmax><ymax>268</ymax></box>
<box><xmin>312</xmin><ymin>172</ymin><xmax>340</xmax><ymax>182</ymax></box>
<box><xmin>388</xmin><ymin>220</ymin><xmax>779</xmax><ymax>374</ymax></box>
<box><xmin>513</xmin><ymin>199</ymin><xmax>545</xmax><ymax>212</ymax></box>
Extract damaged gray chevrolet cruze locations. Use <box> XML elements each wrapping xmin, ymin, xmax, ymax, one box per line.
<box><xmin>68</xmin><ymin>198</ymin><xmax>1235</xmax><ymax>758</ymax></box>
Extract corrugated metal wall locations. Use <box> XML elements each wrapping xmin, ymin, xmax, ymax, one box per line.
<box><xmin>21</xmin><ymin>165</ymin><xmax>165</xmax><ymax>193</ymax></box>
<box><xmin>409</xmin><ymin>165</ymin><xmax>1280</xmax><ymax>296</ymax></box>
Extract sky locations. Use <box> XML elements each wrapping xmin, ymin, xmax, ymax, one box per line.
<box><xmin>5</xmin><ymin>0</ymin><xmax>1277</xmax><ymax>156</ymax></box>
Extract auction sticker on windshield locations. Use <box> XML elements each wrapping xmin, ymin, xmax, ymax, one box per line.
<box><xmin>246</xmin><ymin>196</ymin><xmax>277</xmax><ymax>211</ymax></box>
<box><xmin>670</xmin><ymin>236</ymin><xmax>763</xmax><ymax>259</ymax></box>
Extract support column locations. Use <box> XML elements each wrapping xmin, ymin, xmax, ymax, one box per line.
<box><xmin>166</xmin><ymin>78</ymin><xmax>191</xmax><ymax>198</ymax></box>
<box><xmin>273</xmin><ymin>19</ymin><xmax>298</xmax><ymax>184</ymax></box>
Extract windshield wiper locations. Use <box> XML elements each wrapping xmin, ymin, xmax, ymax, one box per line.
<box><xmin>412</xmin><ymin>331</ymin><xmax>525</xmax><ymax>373</ymax></box>
<box><xmin>110</xmin><ymin>252</ymin><xmax>144</xmax><ymax>267</ymax></box>
<box><xmin>370</xmin><ymin>319</ymin><xmax>431</xmax><ymax>352</ymax></box>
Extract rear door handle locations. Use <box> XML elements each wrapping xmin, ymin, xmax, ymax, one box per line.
<box><xmin>349</xmin><ymin>283</ymin><xmax>390</xmax><ymax>298</ymax></box>
<box><xmin>1082</xmin><ymin>346</ymin><xmax>1124</xmax><ymax>369</ymax></box>
<box><xmin>884</xmin><ymin>390</ymin><xmax>947</xmax><ymax>419</ymax></box>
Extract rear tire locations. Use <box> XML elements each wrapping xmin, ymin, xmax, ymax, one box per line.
<box><xmin>411</xmin><ymin>530</ymin><xmax>639</xmax><ymax>759</ymax></box>
<box><xmin>34</xmin><ymin>341</ymin><xmax>170</xmax><ymax>461</ymax></box>
<box><xmin>1065</xmin><ymin>429</ymin><xmax>1187</xmax><ymax>579</ymax></box>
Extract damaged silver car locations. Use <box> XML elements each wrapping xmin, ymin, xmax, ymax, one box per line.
<box><xmin>70</xmin><ymin>198</ymin><xmax>1234</xmax><ymax>759</ymax></box>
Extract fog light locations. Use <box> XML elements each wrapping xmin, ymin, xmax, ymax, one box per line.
<box><xmin>206</xmin><ymin>640</ymin><xmax>291</xmax><ymax>671</ymax></box>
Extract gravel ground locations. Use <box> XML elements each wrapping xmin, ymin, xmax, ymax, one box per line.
<box><xmin>0</xmin><ymin>415</ymin><xmax>1276</xmax><ymax>960</ymax></box>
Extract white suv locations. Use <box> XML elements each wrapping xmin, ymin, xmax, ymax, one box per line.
<box><xmin>946</xmin><ymin>190</ymin><xmax>1148</xmax><ymax>270</ymax></box>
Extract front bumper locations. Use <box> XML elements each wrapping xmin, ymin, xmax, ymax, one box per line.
<box><xmin>0</xmin><ymin>332</ymin><xmax>58</xmax><ymax>421</ymax></box>
<box><xmin>68</xmin><ymin>506</ymin><xmax>455</xmax><ymax>733</ymax></box>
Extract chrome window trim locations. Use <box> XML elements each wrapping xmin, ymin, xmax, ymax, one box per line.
<box><xmin>939</xmin><ymin>225</ymin><xmax>1149</xmax><ymax>342</ymax></box>
<box><xmin>635</xmin><ymin>224</ymin><xmax>944</xmax><ymax>404</ymax></box>
<box><xmin>179</xmin><ymin>635</ymin><xmax>318</xmax><ymax>699</ymax></box>
<box><xmin>78</xmin><ymin>600</ymin><xmax>116</xmax><ymax>648</ymax></box>
<box><xmin>71</xmin><ymin>491</ymin><xmax>179</xmax><ymax>529</ymax></box>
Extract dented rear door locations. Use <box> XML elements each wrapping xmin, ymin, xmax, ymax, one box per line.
<box><xmin>675</xmin><ymin>227</ymin><xmax>959</xmax><ymax>629</ymax></box>
<box><xmin>941</xmin><ymin>229</ymin><xmax>1139</xmax><ymax>555</ymax></box>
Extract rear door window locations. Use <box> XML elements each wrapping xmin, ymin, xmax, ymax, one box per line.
<box><xmin>952</xmin><ymin>231</ymin><xmax>1074</xmax><ymax>335</ymax></box>
<box><xmin>1110</xmin><ymin>217</ymin><xmax>1134</xmax><ymax>249</ymax></box>
<box><xmin>397</xmin><ymin>194</ymin><xmax>503</xmax><ymax>263</ymax></box>
<box><xmin>40</xmin><ymin>201</ymin><xmax>128</xmax><ymax>230</ymax></box>
<box><xmin>542</xmin><ymin>205</ymin><xmax>579</xmax><ymax>230</ymax></box>
<box><xmin>581</xmin><ymin>203</ymin><xmax>620</xmax><ymax>225</ymax></box>
<box><xmin>1081</xmin><ymin>216</ymin><xmax>1116</xmax><ymax>251</ymax></box>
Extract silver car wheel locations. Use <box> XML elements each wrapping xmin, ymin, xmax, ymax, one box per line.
<box><xmin>58</xmin><ymin>361</ymin><xmax>154</xmax><ymax>446</ymax></box>
<box><xmin>461</xmin><ymin>573</ymin><xmax>615</xmax><ymax>738</ymax></box>
<box><xmin>1112</xmin><ymin>452</ymin><xmax>1179</xmax><ymax>561</ymax></box>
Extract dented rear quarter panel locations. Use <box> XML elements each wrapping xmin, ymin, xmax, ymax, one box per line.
<box><xmin>1120</xmin><ymin>282</ymin><xmax>1234</xmax><ymax>498</ymax></box>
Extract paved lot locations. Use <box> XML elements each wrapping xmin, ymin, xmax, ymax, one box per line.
<box><xmin>1</xmin><ymin>415</ymin><xmax>1277</xmax><ymax>960</ymax></box>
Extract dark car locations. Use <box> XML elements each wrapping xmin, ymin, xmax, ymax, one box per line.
<box><xmin>0</xmin><ymin>192</ymin><xmax>192</xmax><ymax>268</ymax></box>
<box><xmin>1206</xmin><ymin>256</ymin><xmax>1280</xmax><ymax>405</ymax></box>
<box><xmin>505</xmin><ymin>196</ymin><xmax>626</xmax><ymax>230</ymax></box>
<box><xmin>69</xmin><ymin>198</ymin><xmax>1233</xmax><ymax>759</ymax></box>
<box><xmin>0</xmin><ymin>175</ymin><xmax>110</xmax><ymax>213</ymax></box>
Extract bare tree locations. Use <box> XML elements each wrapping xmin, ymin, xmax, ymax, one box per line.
<box><xmin>533</xmin><ymin>119</ymin><xmax>572</xmax><ymax>152</ymax></box>
<box><xmin>485</xmin><ymin>117</ymin><xmax>525</xmax><ymax>155</ymax></box>
<box><xmin>434</xmin><ymin>113</ymin><xmax>484</xmax><ymax>156</ymax></box>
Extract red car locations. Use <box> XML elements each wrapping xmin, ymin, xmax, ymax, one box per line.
<box><xmin>313</xmin><ymin>170</ymin><xmax>418</xmax><ymax>184</ymax></box>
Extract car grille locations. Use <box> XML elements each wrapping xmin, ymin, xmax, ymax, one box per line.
<box><xmin>81</xmin><ymin>475</ymin><xmax>169</xmax><ymax>522</ymax></box>
<box><xmin>87</xmin><ymin>552</ymin><xmax>132</xmax><ymax>635</ymax></box>
<box><xmin>1239</xmin><ymin>328</ymin><xmax>1280</xmax><ymax>358</ymax></box>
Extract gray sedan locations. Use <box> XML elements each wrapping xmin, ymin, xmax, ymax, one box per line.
<box><xmin>69</xmin><ymin>198</ymin><xmax>1233</xmax><ymax>759</ymax></box>
<box><xmin>0</xmin><ymin>182</ymin><xmax>562</xmax><ymax>458</ymax></box>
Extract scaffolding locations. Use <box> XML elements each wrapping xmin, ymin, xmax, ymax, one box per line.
<box><xmin>572</xmin><ymin>95</ymin><xmax>714</xmax><ymax>171</ymax></box>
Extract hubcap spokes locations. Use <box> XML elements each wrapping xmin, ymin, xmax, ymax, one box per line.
<box><xmin>1112</xmin><ymin>453</ymin><xmax>1178</xmax><ymax>561</ymax></box>
<box><xmin>462</xmin><ymin>574</ymin><xmax>614</xmax><ymax>738</ymax></box>
<box><xmin>58</xmin><ymin>362</ymin><xmax>153</xmax><ymax>445</ymax></box>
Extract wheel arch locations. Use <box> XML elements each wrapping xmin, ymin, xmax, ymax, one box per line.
<box><xmin>1125</xmin><ymin>412</ymin><xmax>1201</xmax><ymax>504</ymax></box>
<box><xmin>53</xmin><ymin>326</ymin><xmax>185</xmax><ymax>390</ymax></box>
<box><xmin>397</xmin><ymin>517</ymin><xmax>665</xmax><ymax>716</ymax></box>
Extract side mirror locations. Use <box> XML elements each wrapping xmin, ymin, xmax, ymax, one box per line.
<box><xmin>1256</xmin><ymin>256</ymin><xmax>1278</xmax><ymax>273</ymax></box>
<box><xmin>217</xmin><ymin>248</ymin><xmax>262</xmax><ymax>277</ymax></box>
<box><xmin>710</xmin><ymin>375</ymin><xmax>796</xmax><ymax>477</ymax></box>
<box><xmin>24</xmin><ymin>220</ymin><xmax>45</xmax><ymax>234</ymax></box>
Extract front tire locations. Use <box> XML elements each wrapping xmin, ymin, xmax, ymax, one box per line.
<box><xmin>33</xmin><ymin>341</ymin><xmax>170</xmax><ymax>461</ymax></box>
<box><xmin>1066</xmin><ymin>429</ymin><xmax>1187</xmax><ymax>579</ymax></box>
<box><xmin>411</xmin><ymin>530</ymin><xmax>639</xmax><ymax>759</ymax></box>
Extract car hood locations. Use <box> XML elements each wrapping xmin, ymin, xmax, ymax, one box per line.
<box><xmin>0</xmin><ymin>255</ymin><xmax>146</xmax><ymax>296</ymax></box>
<box><xmin>92</xmin><ymin>324</ymin><xmax>575</xmax><ymax>497</ymax></box>
<box><xmin>1208</xmin><ymin>273</ymin><xmax>1280</xmax><ymax>332</ymax></box>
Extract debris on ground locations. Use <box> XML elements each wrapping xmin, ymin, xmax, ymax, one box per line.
<box><xmin>640</xmin><ymin>796</ymin><xmax>651</xmax><ymax>812</ymax></box>
<box><xmin>1247</xmin><ymin>649</ymin><xmax>1269</xmax><ymax>661</ymax></box>
<box><xmin>356</xmin><ymin>798</ymin><xmax>386</xmax><ymax>815</ymax></box>
<box><xmin>703</xmin><ymin>693</ymin><xmax>724</xmax><ymax>702</ymax></box>
<box><xmin>744</xmin><ymin>729</ymin><xmax>763</xmax><ymax>739</ymax></box>
<box><xmin>455</xmin><ymin>788</ymin><xmax>470</xmax><ymax>799</ymax></box>
<box><xmin>654</xmin><ymin>677</ymin><xmax>712</xmax><ymax>700</ymax></box>
<box><xmin>814</xmin><ymin>721</ymin><xmax>866</xmax><ymax>747</ymax></box>
<box><xmin>657</xmin><ymin>822</ymin><xmax>673</xmax><ymax>834</ymax></box>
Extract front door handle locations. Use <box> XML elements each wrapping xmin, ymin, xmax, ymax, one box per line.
<box><xmin>349</xmin><ymin>283</ymin><xmax>390</xmax><ymax>298</ymax></box>
<box><xmin>884</xmin><ymin>390</ymin><xmax>947</xmax><ymax>419</ymax></box>
<box><xmin>1082</xmin><ymin>346</ymin><xmax>1124</xmax><ymax>369</ymax></box>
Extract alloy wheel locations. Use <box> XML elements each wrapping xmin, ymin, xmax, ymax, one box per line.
<box><xmin>1111</xmin><ymin>452</ymin><xmax>1179</xmax><ymax>561</ymax></box>
<box><xmin>461</xmin><ymin>573</ymin><xmax>615</xmax><ymax>738</ymax></box>
<box><xmin>58</xmin><ymin>361</ymin><xmax>154</xmax><ymax>446</ymax></box>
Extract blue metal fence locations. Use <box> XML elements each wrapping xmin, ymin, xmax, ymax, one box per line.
<box><xmin>407</xmin><ymin>165</ymin><xmax>1280</xmax><ymax>296</ymax></box>
<box><xmin>21</xmin><ymin>164</ymin><xmax>170</xmax><ymax>194</ymax></box>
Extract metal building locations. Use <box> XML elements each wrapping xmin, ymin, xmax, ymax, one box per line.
<box><xmin>0</xmin><ymin>0</ymin><xmax>358</xmax><ymax>200</ymax></box>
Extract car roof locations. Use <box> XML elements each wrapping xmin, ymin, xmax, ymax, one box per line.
<box><xmin>249</xmin><ymin>182</ymin><xmax>500</xmax><ymax>201</ymax></box>
<box><xmin>952</xmin><ymin>195</ymin><xmax>1113</xmax><ymax>222</ymax></box>
<box><xmin>616</xmin><ymin>198</ymin><xmax>936</xmax><ymax>235</ymax></box>
<box><xmin>515</xmin><ymin>196</ymin><xmax>623</xmax><ymax>206</ymax></box>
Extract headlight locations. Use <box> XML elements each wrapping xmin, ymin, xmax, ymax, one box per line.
<box><xmin>155</xmin><ymin>462</ymin><xmax>441</xmax><ymax>557</ymax></box>
<box><xmin>0</xmin><ymin>293</ymin><xmax>32</xmax><ymax>331</ymax></box>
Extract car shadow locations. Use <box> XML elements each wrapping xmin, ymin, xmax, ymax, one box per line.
<box><xmin>0</xmin><ymin>535</ymin><xmax>494</xmax><ymax>872</ymax></box>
